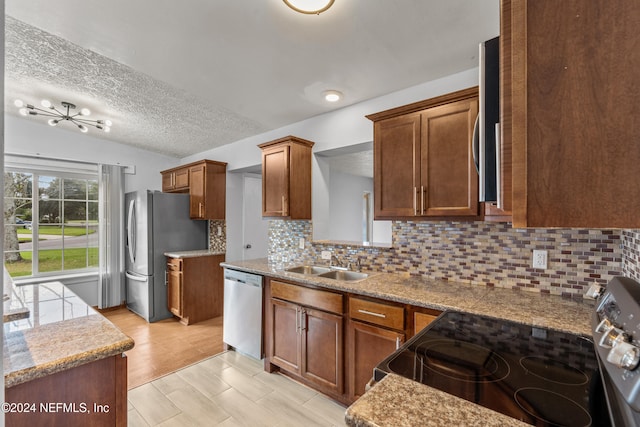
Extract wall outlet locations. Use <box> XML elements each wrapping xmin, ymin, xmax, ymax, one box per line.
<box><xmin>299</xmin><ymin>237</ymin><xmax>305</xmax><ymax>249</ymax></box>
<box><xmin>321</xmin><ymin>250</ymin><xmax>332</xmax><ymax>260</ymax></box>
<box><xmin>217</xmin><ymin>226</ymin><xmax>222</xmax><ymax>236</ymax></box>
<box><xmin>532</xmin><ymin>250</ymin><xmax>548</xmax><ymax>269</ymax></box>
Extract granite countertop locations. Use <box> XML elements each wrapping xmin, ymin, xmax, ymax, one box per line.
<box><xmin>165</xmin><ymin>249</ymin><xmax>226</xmax><ymax>258</ymax></box>
<box><xmin>3</xmin><ymin>281</ymin><xmax>134</xmax><ymax>388</ymax></box>
<box><xmin>222</xmin><ymin>258</ymin><xmax>596</xmax><ymax>427</ymax></box>
<box><xmin>345</xmin><ymin>374</ymin><xmax>529</xmax><ymax>427</ymax></box>
<box><xmin>221</xmin><ymin>258</ymin><xmax>594</xmax><ymax>337</ymax></box>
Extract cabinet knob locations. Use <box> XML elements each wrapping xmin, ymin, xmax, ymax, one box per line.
<box><xmin>244</xmin><ymin>244</ymin><xmax>252</xmax><ymax>249</ymax></box>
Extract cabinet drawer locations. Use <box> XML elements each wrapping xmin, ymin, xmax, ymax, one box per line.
<box><xmin>167</xmin><ymin>258</ymin><xmax>182</xmax><ymax>271</ymax></box>
<box><xmin>271</xmin><ymin>280</ymin><xmax>343</xmax><ymax>314</ymax></box>
<box><xmin>349</xmin><ymin>297</ymin><xmax>404</xmax><ymax>330</ymax></box>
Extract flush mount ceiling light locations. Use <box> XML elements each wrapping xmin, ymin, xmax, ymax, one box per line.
<box><xmin>14</xmin><ymin>99</ymin><xmax>112</xmax><ymax>133</ymax></box>
<box><xmin>323</xmin><ymin>90</ymin><xmax>343</xmax><ymax>102</ymax></box>
<box><xmin>283</xmin><ymin>0</ymin><xmax>335</xmax><ymax>15</ymax></box>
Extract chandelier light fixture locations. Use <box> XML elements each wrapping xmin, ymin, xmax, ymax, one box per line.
<box><xmin>14</xmin><ymin>99</ymin><xmax>112</xmax><ymax>133</ymax></box>
<box><xmin>283</xmin><ymin>0</ymin><xmax>334</xmax><ymax>15</ymax></box>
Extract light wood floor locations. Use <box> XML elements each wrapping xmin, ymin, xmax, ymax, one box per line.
<box><xmin>127</xmin><ymin>351</ymin><xmax>347</xmax><ymax>426</ymax></box>
<box><xmin>103</xmin><ymin>307</ymin><xmax>225</xmax><ymax>389</ymax></box>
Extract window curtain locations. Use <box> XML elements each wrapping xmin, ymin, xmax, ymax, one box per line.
<box><xmin>98</xmin><ymin>164</ymin><xmax>125</xmax><ymax>309</ymax></box>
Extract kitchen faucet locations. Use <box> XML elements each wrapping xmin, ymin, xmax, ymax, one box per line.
<box><xmin>330</xmin><ymin>255</ymin><xmax>348</xmax><ymax>270</ymax></box>
<box><xmin>331</xmin><ymin>255</ymin><xmax>361</xmax><ymax>271</ymax></box>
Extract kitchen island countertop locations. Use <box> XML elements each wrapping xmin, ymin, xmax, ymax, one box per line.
<box><xmin>3</xmin><ymin>281</ymin><xmax>134</xmax><ymax>388</ymax></box>
<box><xmin>345</xmin><ymin>373</ymin><xmax>529</xmax><ymax>427</ymax></box>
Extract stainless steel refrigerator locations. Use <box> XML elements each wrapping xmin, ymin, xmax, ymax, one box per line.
<box><xmin>125</xmin><ymin>190</ymin><xmax>208</xmax><ymax>322</ymax></box>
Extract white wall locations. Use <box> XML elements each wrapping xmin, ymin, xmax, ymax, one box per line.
<box><xmin>182</xmin><ymin>68</ymin><xmax>479</xmax><ymax>256</ymax></box>
<box><xmin>225</xmin><ymin>172</ymin><xmax>244</xmax><ymax>262</ymax></box>
<box><xmin>5</xmin><ymin>115</ymin><xmax>179</xmax><ymax>193</ymax></box>
<box><xmin>181</xmin><ymin>68</ymin><xmax>478</xmax><ymax>170</ymax></box>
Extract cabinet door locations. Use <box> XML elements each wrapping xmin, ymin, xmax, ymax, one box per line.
<box><xmin>262</xmin><ymin>144</ymin><xmax>290</xmax><ymax>217</ymax></box>
<box><xmin>347</xmin><ymin>320</ymin><xmax>404</xmax><ymax>402</ymax></box>
<box><xmin>189</xmin><ymin>165</ymin><xmax>205</xmax><ymax>219</ymax></box>
<box><xmin>413</xmin><ymin>311</ymin><xmax>438</xmax><ymax>335</ymax></box>
<box><xmin>174</xmin><ymin>168</ymin><xmax>189</xmax><ymax>190</ymax></box>
<box><xmin>509</xmin><ymin>1</ymin><xmax>640</xmax><ymax>228</ymax></box>
<box><xmin>373</xmin><ymin>113</ymin><xmax>421</xmax><ymax>218</ymax></box>
<box><xmin>161</xmin><ymin>172</ymin><xmax>175</xmax><ymax>192</ymax></box>
<box><xmin>301</xmin><ymin>307</ymin><xmax>344</xmax><ymax>394</ymax></box>
<box><xmin>167</xmin><ymin>264</ymin><xmax>183</xmax><ymax>317</ymax></box>
<box><xmin>270</xmin><ymin>298</ymin><xmax>301</xmax><ymax>374</ymax></box>
<box><xmin>420</xmin><ymin>98</ymin><xmax>479</xmax><ymax>216</ymax></box>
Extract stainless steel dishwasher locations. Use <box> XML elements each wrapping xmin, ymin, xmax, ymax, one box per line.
<box><xmin>223</xmin><ymin>268</ymin><xmax>263</xmax><ymax>360</ymax></box>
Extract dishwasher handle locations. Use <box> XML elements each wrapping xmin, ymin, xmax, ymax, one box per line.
<box><xmin>224</xmin><ymin>270</ymin><xmax>263</xmax><ymax>288</ymax></box>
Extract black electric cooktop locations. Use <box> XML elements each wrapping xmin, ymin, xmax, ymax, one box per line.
<box><xmin>374</xmin><ymin>311</ymin><xmax>610</xmax><ymax>427</ymax></box>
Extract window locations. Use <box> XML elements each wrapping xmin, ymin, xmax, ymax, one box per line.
<box><xmin>4</xmin><ymin>169</ymin><xmax>99</xmax><ymax>278</ymax></box>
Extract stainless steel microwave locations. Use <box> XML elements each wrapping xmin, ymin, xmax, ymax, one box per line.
<box><xmin>473</xmin><ymin>36</ymin><xmax>499</xmax><ymax>204</ymax></box>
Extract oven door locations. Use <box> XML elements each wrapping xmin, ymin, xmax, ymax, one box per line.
<box><xmin>597</xmin><ymin>356</ymin><xmax>640</xmax><ymax>426</ymax></box>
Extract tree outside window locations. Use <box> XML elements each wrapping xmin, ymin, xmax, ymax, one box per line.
<box><xmin>3</xmin><ymin>170</ymin><xmax>99</xmax><ymax>278</ymax></box>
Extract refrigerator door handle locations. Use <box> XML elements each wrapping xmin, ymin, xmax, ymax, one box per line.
<box><xmin>126</xmin><ymin>272</ymin><xmax>148</xmax><ymax>282</ymax></box>
<box><xmin>127</xmin><ymin>198</ymin><xmax>136</xmax><ymax>264</ymax></box>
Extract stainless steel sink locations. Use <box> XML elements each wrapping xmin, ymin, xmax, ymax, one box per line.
<box><xmin>285</xmin><ymin>265</ymin><xmax>332</xmax><ymax>275</ymax></box>
<box><xmin>318</xmin><ymin>270</ymin><xmax>369</xmax><ymax>281</ymax></box>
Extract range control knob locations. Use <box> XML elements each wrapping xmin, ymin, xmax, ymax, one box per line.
<box><xmin>600</xmin><ymin>327</ymin><xmax>629</xmax><ymax>348</ymax></box>
<box><xmin>607</xmin><ymin>341</ymin><xmax>640</xmax><ymax>370</ymax></box>
<box><xmin>596</xmin><ymin>318</ymin><xmax>614</xmax><ymax>334</ymax></box>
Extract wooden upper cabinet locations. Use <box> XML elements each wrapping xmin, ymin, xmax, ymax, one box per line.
<box><xmin>259</xmin><ymin>136</ymin><xmax>314</xmax><ymax>219</ymax></box>
<box><xmin>506</xmin><ymin>0</ymin><xmax>640</xmax><ymax>228</ymax></box>
<box><xmin>189</xmin><ymin>161</ymin><xmax>226</xmax><ymax>220</ymax></box>
<box><xmin>160</xmin><ymin>159</ymin><xmax>227</xmax><ymax>220</ymax></box>
<box><xmin>373</xmin><ymin>113</ymin><xmax>421</xmax><ymax>217</ymax></box>
<box><xmin>421</xmin><ymin>98</ymin><xmax>478</xmax><ymax>217</ymax></box>
<box><xmin>162</xmin><ymin>166</ymin><xmax>189</xmax><ymax>192</ymax></box>
<box><xmin>368</xmin><ymin>87</ymin><xmax>479</xmax><ymax>220</ymax></box>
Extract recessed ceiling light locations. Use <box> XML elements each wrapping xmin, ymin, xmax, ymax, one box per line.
<box><xmin>324</xmin><ymin>90</ymin><xmax>343</xmax><ymax>103</ymax></box>
<box><xmin>283</xmin><ymin>0</ymin><xmax>335</xmax><ymax>15</ymax></box>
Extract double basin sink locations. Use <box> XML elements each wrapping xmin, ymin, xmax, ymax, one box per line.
<box><xmin>285</xmin><ymin>265</ymin><xmax>369</xmax><ymax>282</ymax></box>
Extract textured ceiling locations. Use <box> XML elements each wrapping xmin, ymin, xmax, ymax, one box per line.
<box><xmin>4</xmin><ymin>1</ymin><xmax>499</xmax><ymax>158</ymax></box>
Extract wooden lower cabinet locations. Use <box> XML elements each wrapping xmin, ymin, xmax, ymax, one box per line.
<box><xmin>268</xmin><ymin>291</ymin><xmax>344</xmax><ymax>395</ymax></box>
<box><xmin>167</xmin><ymin>259</ymin><xmax>183</xmax><ymax>318</ymax></box>
<box><xmin>266</xmin><ymin>279</ymin><xmax>344</xmax><ymax>398</ymax></box>
<box><xmin>302</xmin><ymin>307</ymin><xmax>344</xmax><ymax>393</ymax></box>
<box><xmin>5</xmin><ymin>354</ymin><xmax>127</xmax><ymax>427</ymax></box>
<box><xmin>271</xmin><ymin>298</ymin><xmax>301</xmax><ymax>372</ymax></box>
<box><xmin>411</xmin><ymin>307</ymin><xmax>442</xmax><ymax>337</ymax></box>
<box><xmin>264</xmin><ymin>277</ymin><xmax>443</xmax><ymax>405</ymax></box>
<box><xmin>346</xmin><ymin>320</ymin><xmax>404</xmax><ymax>401</ymax></box>
<box><xmin>166</xmin><ymin>254</ymin><xmax>224</xmax><ymax>325</ymax></box>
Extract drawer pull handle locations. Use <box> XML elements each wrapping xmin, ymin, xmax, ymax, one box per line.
<box><xmin>358</xmin><ymin>309</ymin><xmax>386</xmax><ymax>318</ymax></box>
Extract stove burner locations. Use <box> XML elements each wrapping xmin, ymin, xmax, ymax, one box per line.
<box><xmin>416</xmin><ymin>339</ymin><xmax>510</xmax><ymax>383</ymax></box>
<box><xmin>514</xmin><ymin>388</ymin><xmax>592</xmax><ymax>427</ymax></box>
<box><xmin>519</xmin><ymin>356</ymin><xmax>589</xmax><ymax>386</ymax></box>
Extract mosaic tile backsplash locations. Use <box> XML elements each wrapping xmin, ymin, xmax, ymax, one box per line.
<box><xmin>268</xmin><ymin>220</ymin><xmax>624</xmax><ymax>298</ymax></box>
<box><xmin>622</xmin><ymin>230</ymin><xmax>640</xmax><ymax>282</ymax></box>
<box><xmin>208</xmin><ymin>220</ymin><xmax>226</xmax><ymax>253</ymax></box>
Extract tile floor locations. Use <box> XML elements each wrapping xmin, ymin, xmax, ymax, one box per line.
<box><xmin>128</xmin><ymin>351</ymin><xmax>348</xmax><ymax>426</ymax></box>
